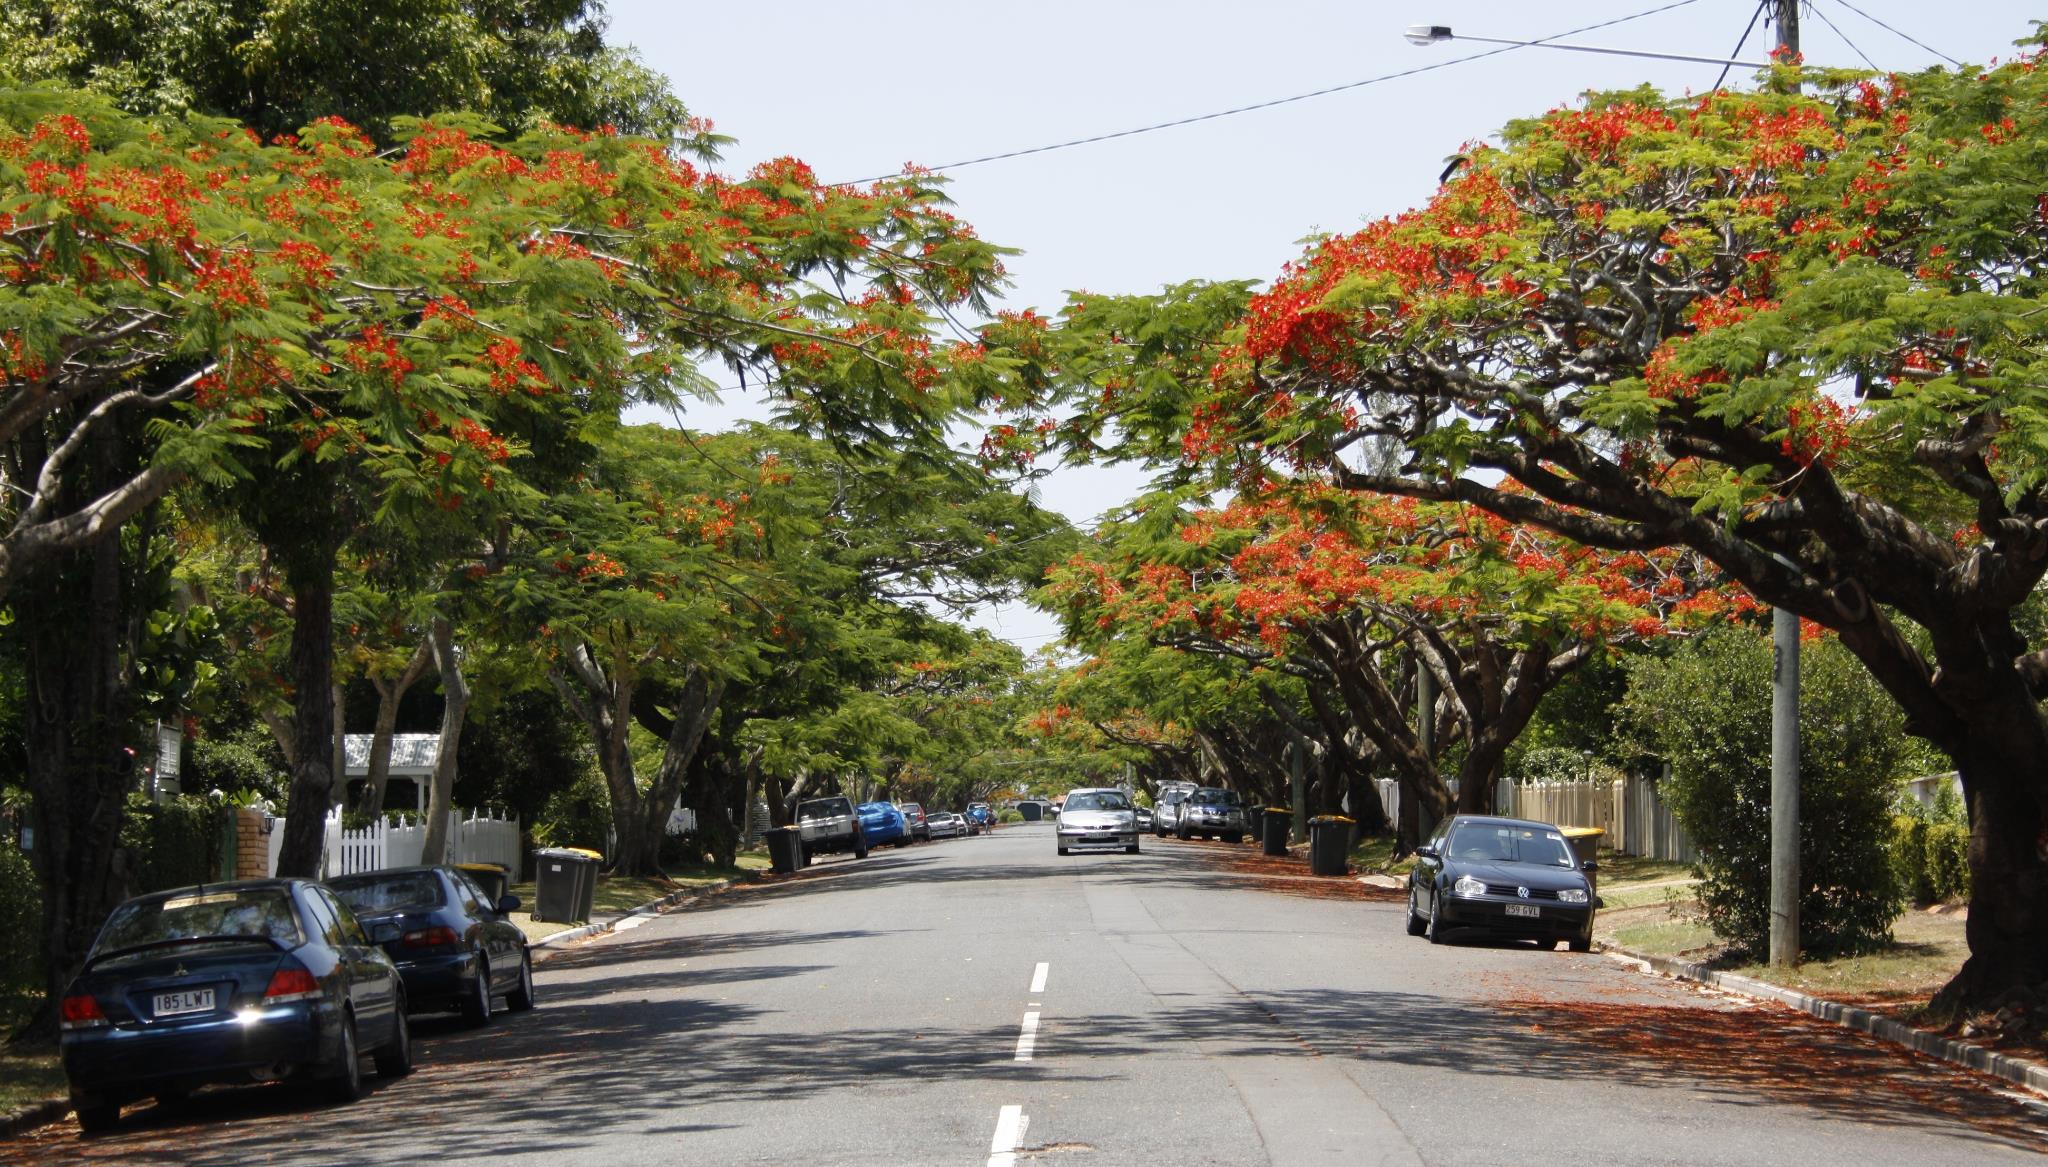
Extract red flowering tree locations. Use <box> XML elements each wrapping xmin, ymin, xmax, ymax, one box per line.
<box><xmin>1021</xmin><ymin>48</ymin><xmax>2048</xmax><ymax>1011</ymax></box>
<box><xmin>1046</xmin><ymin>489</ymin><xmax>1736</xmax><ymax>841</ymax></box>
<box><xmin>0</xmin><ymin>87</ymin><xmax>1009</xmax><ymax>902</ymax></box>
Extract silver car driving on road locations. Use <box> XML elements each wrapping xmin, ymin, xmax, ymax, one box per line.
<box><xmin>1056</xmin><ymin>788</ymin><xmax>1140</xmax><ymax>856</ymax></box>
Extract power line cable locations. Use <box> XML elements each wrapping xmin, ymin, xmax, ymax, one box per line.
<box><xmin>1714</xmin><ymin>2</ymin><xmax>1770</xmax><ymax>91</ymax></box>
<box><xmin>838</xmin><ymin>0</ymin><xmax>1708</xmax><ymax>185</ymax></box>
<box><xmin>1828</xmin><ymin>0</ymin><xmax>1961</xmax><ymax>66</ymax></box>
<box><xmin>1808</xmin><ymin>0</ymin><xmax>1881</xmax><ymax>71</ymax></box>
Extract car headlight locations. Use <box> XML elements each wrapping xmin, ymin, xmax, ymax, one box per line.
<box><xmin>1453</xmin><ymin>875</ymin><xmax>1488</xmax><ymax>898</ymax></box>
<box><xmin>1557</xmin><ymin>888</ymin><xmax>1589</xmax><ymax>904</ymax></box>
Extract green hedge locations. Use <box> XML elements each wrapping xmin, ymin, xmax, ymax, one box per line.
<box><xmin>1892</xmin><ymin>815</ymin><xmax>1971</xmax><ymax>905</ymax></box>
<box><xmin>121</xmin><ymin>794</ymin><xmax>232</xmax><ymax>893</ymax></box>
<box><xmin>0</xmin><ymin>841</ymin><xmax>41</xmax><ymax>992</ymax></box>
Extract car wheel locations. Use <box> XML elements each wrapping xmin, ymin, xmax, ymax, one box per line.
<box><xmin>373</xmin><ymin>1006</ymin><xmax>414</xmax><ymax>1078</ymax></box>
<box><xmin>854</xmin><ymin>839</ymin><xmax>869</xmax><ymax>859</ymax></box>
<box><xmin>459</xmin><ymin>959</ymin><xmax>494</xmax><ymax>1027</ymax></box>
<box><xmin>323</xmin><ymin>1013</ymin><xmax>364</xmax><ymax>1104</ymax></box>
<box><xmin>1176</xmin><ymin>823</ymin><xmax>1190</xmax><ymax>841</ymax></box>
<box><xmin>1125</xmin><ymin>841</ymin><xmax>1141</xmax><ymax>855</ymax></box>
<box><xmin>1568</xmin><ymin>934</ymin><xmax>1593</xmax><ymax>953</ymax></box>
<box><xmin>1425</xmin><ymin>900</ymin><xmax>1446</xmax><ymax>945</ymax></box>
<box><xmin>1230</xmin><ymin>833</ymin><xmax>1245</xmax><ymax>845</ymax></box>
<box><xmin>74</xmin><ymin>1098</ymin><xmax>120</xmax><ymax>1135</ymax></box>
<box><xmin>1057</xmin><ymin>844</ymin><xmax>1069</xmax><ymax>856</ymax></box>
<box><xmin>1405</xmin><ymin>888</ymin><xmax>1428</xmax><ymax>936</ymax></box>
<box><xmin>151</xmin><ymin>1085</ymin><xmax>192</xmax><ymax>1110</ymax></box>
<box><xmin>507</xmin><ymin>951</ymin><xmax>536</xmax><ymax>1012</ymax></box>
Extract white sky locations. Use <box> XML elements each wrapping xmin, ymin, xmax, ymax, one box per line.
<box><xmin>607</xmin><ymin>0</ymin><xmax>2042</xmax><ymax>651</ymax></box>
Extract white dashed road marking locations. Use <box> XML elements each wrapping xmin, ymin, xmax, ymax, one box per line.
<box><xmin>1013</xmin><ymin>1011</ymin><xmax>1040</xmax><ymax>1062</ymax></box>
<box><xmin>1029</xmin><ymin>961</ymin><xmax>1049</xmax><ymax>994</ymax></box>
<box><xmin>987</xmin><ymin>1104</ymin><xmax>1024</xmax><ymax>1167</ymax></box>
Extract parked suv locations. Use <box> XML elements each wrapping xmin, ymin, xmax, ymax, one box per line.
<box><xmin>899</xmin><ymin>802</ymin><xmax>931</xmax><ymax>842</ymax></box>
<box><xmin>1176</xmin><ymin>787</ymin><xmax>1248</xmax><ymax>843</ymax></box>
<box><xmin>796</xmin><ymin>796</ymin><xmax>868</xmax><ymax>861</ymax></box>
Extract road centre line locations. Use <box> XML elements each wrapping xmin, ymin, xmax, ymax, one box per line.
<box><xmin>987</xmin><ymin>1104</ymin><xmax>1023</xmax><ymax>1167</ymax></box>
<box><xmin>1013</xmin><ymin>1011</ymin><xmax>1040</xmax><ymax>1062</ymax></box>
<box><xmin>1029</xmin><ymin>961</ymin><xmax>1049</xmax><ymax>994</ymax></box>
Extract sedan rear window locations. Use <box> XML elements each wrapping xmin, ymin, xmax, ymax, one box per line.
<box><xmin>97</xmin><ymin>888</ymin><xmax>303</xmax><ymax>955</ymax></box>
<box><xmin>1446</xmin><ymin>825</ymin><xmax>1576</xmax><ymax>868</ymax></box>
<box><xmin>329</xmin><ymin>871</ymin><xmax>446</xmax><ymax>914</ymax></box>
<box><xmin>798</xmin><ymin>798</ymin><xmax>852</xmax><ymax>820</ymax></box>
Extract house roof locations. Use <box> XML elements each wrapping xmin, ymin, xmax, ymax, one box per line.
<box><xmin>343</xmin><ymin>733</ymin><xmax>440</xmax><ymax>777</ymax></box>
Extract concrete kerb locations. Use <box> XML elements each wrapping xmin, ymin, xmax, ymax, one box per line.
<box><xmin>1605</xmin><ymin>942</ymin><xmax>2048</xmax><ymax>1102</ymax></box>
<box><xmin>529</xmin><ymin>874</ymin><xmax>750</xmax><ymax>960</ymax></box>
<box><xmin>0</xmin><ymin>1098</ymin><xmax>70</xmax><ymax>1139</ymax></box>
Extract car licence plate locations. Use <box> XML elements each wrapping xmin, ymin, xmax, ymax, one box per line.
<box><xmin>152</xmin><ymin>988</ymin><xmax>215</xmax><ymax>1017</ymax></box>
<box><xmin>1504</xmin><ymin>904</ymin><xmax>1541</xmax><ymax>919</ymax></box>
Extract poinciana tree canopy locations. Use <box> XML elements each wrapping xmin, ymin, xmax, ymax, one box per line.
<box><xmin>1012</xmin><ymin>44</ymin><xmax>2048</xmax><ymax>1010</ymax></box>
<box><xmin>0</xmin><ymin>87</ymin><xmax>1010</xmax><ymax>596</ymax></box>
<box><xmin>1045</xmin><ymin>489</ymin><xmax>1739</xmax><ymax>825</ymax></box>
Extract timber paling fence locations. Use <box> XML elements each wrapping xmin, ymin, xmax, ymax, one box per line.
<box><xmin>1370</xmin><ymin>775</ymin><xmax>1695</xmax><ymax>862</ymax></box>
<box><xmin>264</xmin><ymin>807</ymin><xmax>523</xmax><ymax>879</ymax></box>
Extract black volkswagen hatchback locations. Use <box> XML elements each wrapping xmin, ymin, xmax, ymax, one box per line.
<box><xmin>1405</xmin><ymin>815</ymin><xmax>1598</xmax><ymax>950</ymax></box>
<box><xmin>60</xmin><ymin>879</ymin><xmax>411</xmax><ymax>1133</ymax></box>
<box><xmin>328</xmin><ymin>865</ymin><xmax>533</xmax><ymax>1025</ymax></box>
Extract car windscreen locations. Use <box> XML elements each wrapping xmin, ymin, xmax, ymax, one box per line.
<box><xmin>798</xmin><ymin>799</ymin><xmax>851</xmax><ymax>820</ymax></box>
<box><xmin>96</xmin><ymin>888</ymin><xmax>304</xmax><ymax>957</ymax></box>
<box><xmin>329</xmin><ymin>871</ymin><xmax>447</xmax><ymax>915</ymax></box>
<box><xmin>1063</xmin><ymin>792</ymin><xmax>1130</xmax><ymax>812</ymax></box>
<box><xmin>1445</xmin><ymin>824</ymin><xmax>1577</xmax><ymax>868</ymax></box>
<box><xmin>1192</xmin><ymin>788</ymin><xmax>1233</xmax><ymax>804</ymax></box>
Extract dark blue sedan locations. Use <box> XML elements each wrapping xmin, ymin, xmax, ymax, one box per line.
<box><xmin>856</xmin><ymin>802</ymin><xmax>908</xmax><ymax>847</ymax></box>
<box><xmin>60</xmin><ymin>878</ymin><xmax>412</xmax><ymax>1134</ymax></box>
<box><xmin>328</xmin><ymin>866</ymin><xmax>534</xmax><ymax>1025</ymax></box>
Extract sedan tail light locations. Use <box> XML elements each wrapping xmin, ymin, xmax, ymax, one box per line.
<box><xmin>262</xmin><ymin>968</ymin><xmax>321</xmax><ymax>1003</ymax></box>
<box><xmin>59</xmin><ymin>993</ymin><xmax>107</xmax><ymax>1030</ymax></box>
<box><xmin>401</xmin><ymin>926</ymin><xmax>461</xmax><ymax>949</ymax></box>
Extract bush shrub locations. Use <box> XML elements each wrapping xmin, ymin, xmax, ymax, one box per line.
<box><xmin>121</xmin><ymin>793</ymin><xmax>231</xmax><ymax>893</ymax></box>
<box><xmin>1892</xmin><ymin>818</ymin><xmax>1971</xmax><ymax>905</ymax></box>
<box><xmin>0</xmin><ymin>841</ymin><xmax>41</xmax><ymax>993</ymax></box>
<box><xmin>1618</xmin><ymin>628</ymin><xmax>1910</xmax><ymax>959</ymax></box>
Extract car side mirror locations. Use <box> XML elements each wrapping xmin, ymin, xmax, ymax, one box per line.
<box><xmin>369</xmin><ymin>922</ymin><xmax>400</xmax><ymax>945</ymax></box>
<box><xmin>497</xmin><ymin>894</ymin><xmax>522</xmax><ymax>914</ymax></box>
<box><xmin>1413</xmin><ymin>845</ymin><xmax>1438</xmax><ymax>860</ymax></box>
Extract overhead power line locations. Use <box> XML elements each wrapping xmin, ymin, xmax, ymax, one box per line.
<box><xmin>1828</xmin><ymin>0</ymin><xmax>1961</xmax><ymax>66</ymax></box>
<box><xmin>838</xmin><ymin>0</ymin><xmax>1708</xmax><ymax>185</ymax></box>
<box><xmin>1807</xmin><ymin>1</ymin><xmax>1881</xmax><ymax>72</ymax></box>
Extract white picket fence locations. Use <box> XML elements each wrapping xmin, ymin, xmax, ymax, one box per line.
<box><xmin>267</xmin><ymin>807</ymin><xmax>522</xmax><ymax>879</ymax></box>
<box><xmin>1367</xmin><ymin>774</ymin><xmax>1694</xmax><ymax>862</ymax></box>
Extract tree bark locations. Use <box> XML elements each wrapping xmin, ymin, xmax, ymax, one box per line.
<box><xmin>353</xmin><ymin>639</ymin><xmax>433</xmax><ymax>818</ymax></box>
<box><xmin>269</xmin><ymin>535</ymin><xmax>340</xmax><ymax>878</ymax></box>
<box><xmin>418</xmin><ymin>617</ymin><xmax>469</xmax><ymax>865</ymax></box>
<box><xmin>628</xmin><ymin>667</ymin><xmax>728</xmax><ymax>875</ymax></box>
<box><xmin>18</xmin><ymin>531</ymin><xmax>142</xmax><ymax>1037</ymax></box>
<box><xmin>549</xmin><ymin>642</ymin><xmax>641</xmax><ymax>868</ymax></box>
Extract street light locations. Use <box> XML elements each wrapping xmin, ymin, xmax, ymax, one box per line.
<box><xmin>1404</xmin><ymin>24</ymin><xmax>1772</xmax><ymax>69</ymax></box>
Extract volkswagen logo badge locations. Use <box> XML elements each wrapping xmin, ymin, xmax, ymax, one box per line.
<box><xmin>1517</xmin><ymin>887</ymin><xmax>1530</xmax><ymax>899</ymax></box>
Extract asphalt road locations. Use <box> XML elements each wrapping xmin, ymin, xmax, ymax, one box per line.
<box><xmin>10</xmin><ymin>822</ymin><xmax>2046</xmax><ymax>1165</ymax></box>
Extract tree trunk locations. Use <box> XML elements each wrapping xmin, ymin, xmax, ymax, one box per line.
<box><xmin>549</xmin><ymin>643</ymin><xmax>642</xmax><ymax>872</ymax></box>
<box><xmin>18</xmin><ymin>533</ymin><xmax>142</xmax><ymax>1038</ymax></box>
<box><xmin>354</xmin><ymin>640</ymin><xmax>433</xmax><ymax>818</ymax></box>
<box><xmin>625</xmin><ymin>667</ymin><xmax>727</xmax><ymax>876</ymax></box>
<box><xmin>272</xmin><ymin>539</ymin><xmax>340</xmax><ymax>878</ymax></box>
<box><xmin>327</xmin><ymin>679</ymin><xmax>347</xmax><ymax>809</ymax></box>
<box><xmin>418</xmin><ymin>617</ymin><xmax>470</xmax><ymax>865</ymax></box>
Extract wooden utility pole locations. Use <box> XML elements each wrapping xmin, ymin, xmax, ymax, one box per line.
<box><xmin>1767</xmin><ymin>4</ymin><xmax>1802</xmax><ymax>970</ymax></box>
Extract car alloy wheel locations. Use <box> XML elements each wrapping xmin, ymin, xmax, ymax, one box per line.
<box><xmin>373</xmin><ymin>1006</ymin><xmax>413</xmax><ymax>1078</ymax></box>
<box><xmin>507</xmin><ymin>952</ymin><xmax>536</xmax><ymax>1012</ymax></box>
<box><xmin>460</xmin><ymin>959</ymin><xmax>493</xmax><ymax>1027</ymax></box>
<box><xmin>324</xmin><ymin>1014</ymin><xmax>363</xmax><ymax>1104</ymax></box>
<box><xmin>1405</xmin><ymin>888</ymin><xmax>1428</xmax><ymax>936</ymax></box>
<box><xmin>1425</xmin><ymin>898</ymin><xmax>1446</xmax><ymax>945</ymax></box>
